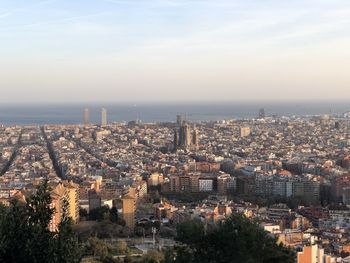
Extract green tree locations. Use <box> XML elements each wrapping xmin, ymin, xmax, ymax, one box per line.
<box><xmin>26</xmin><ymin>180</ymin><xmax>56</xmax><ymax>262</ymax></box>
<box><xmin>123</xmin><ymin>254</ymin><xmax>133</xmax><ymax>263</ymax></box>
<box><xmin>109</xmin><ymin>207</ymin><xmax>119</xmax><ymax>223</ymax></box>
<box><xmin>117</xmin><ymin>240</ymin><xmax>128</xmax><ymax>254</ymax></box>
<box><xmin>87</xmin><ymin>237</ymin><xmax>110</xmax><ymax>260</ymax></box>
<box><xmin>0</xmin><ymin>180</ymin><xmax>82</xmax><ymax>263</ymax></box>
<box><xmin>79</xmin><ymin>208</ymin><xmax>88</xmax><ymax>218</ymax></box>
<box><xmin>0</xmin><ymin>203</ymin><xmax>6</xmax><ymax>215</ymax></box>
<box><xmin>103</xmin><ymin>255</ymin><xmax>122</xmax><ymax>263</ymax></box>
<box><xmin>141</xmin><ymin>250</ymin><xmax>165</xmax><ymax>263</ymax></box>
<box><xmin>54</xmin><ymin>198</ymin><xmax>82</xmax><ymax>263</ymax></box>
<box><xmin>176</xmin><ymin>219</ymin><xmax>205</xmax><ymax>245</ymax></box>
<box><xmin>169</xmin><ymin>214</ymin><xmax>294</xmax><ymax>263</ymax></box>
<box><xmin>0</xmin><ymin>200</ymin><xmax>30</xmax><ymax>262</ymax></box>
<box><xmin>89</xmin><ymin>206</ymin><xmax>110</xmax><ymax>221</ymax></box>
<box><xmin>163</xmin><ymin>246</ymin><xmax>194</xmax><ymax>263</ymax></box>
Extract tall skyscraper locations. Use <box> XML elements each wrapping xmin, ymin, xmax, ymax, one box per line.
<box><xmin>259</xmin><ymin>108</ymin><xmax>265</xmax><ymax>119</ymax></box>
<box><xmin>101</xmin><ymin>108</ymin><xmax>107</xmax><ymax>126</ymax></box>
<box><xmin>176</xmin><ymin>115</ymin><xmax>184</xmax><ymax>126</ymax></box>
<box><xmin>83</xmin><ymin>108</ymin><xmax>90</xmax><ymax>125</ymax></box>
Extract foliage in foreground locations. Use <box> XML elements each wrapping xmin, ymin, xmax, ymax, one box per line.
<box><xmin>0</xmin><ymin>180</ymin><xmax>294</xmax><ymax>263</ymax></box>
<box><xmin>81</xmin><ymin>214</ymin><xmax>295</xmax><ymax>263</ymax></box>
<box><xmin>166</xmin><ymin>214</ymin><xmax>295</xmax><ymax>263</ymax></box>
<box><xmin>0</xmin><ymin>180</ymin><xmax>81</xmax><ymax>263</ymax></box>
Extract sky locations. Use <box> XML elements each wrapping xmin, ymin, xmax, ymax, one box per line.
<box><xmin>0</xmin><ymin>0</ymin><xmax>350</xmax><ymax>103</ymax></box>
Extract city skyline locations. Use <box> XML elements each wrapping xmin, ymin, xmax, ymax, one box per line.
<box><xmin>0</xmin><ymin>0</ymin><xmax>350</xmax><ymax>103</ymax></box>
<box><xmin>2</xmin><ymin>2</ymin><xmax>350</xmax><ymax>261</ymax></box>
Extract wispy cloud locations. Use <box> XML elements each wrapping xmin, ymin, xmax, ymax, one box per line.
<box><xmin>67</xmin><ymin>22</ymin><xmax>112</xmax><ymax>35</ymax></box>
<box><xmin>36</xmin><ymin>0</ymin><xmax>57</xmax><ymax>6</ymax></box>
<box><xmin>1</xmin><ymin>0</ymin><xmax>350</xmax><ymax>102</ymax></box>
<box><xmin>0</xmin><ymin>12</ymin><xmax>11</xmax><ymax>19</ymax></box>
<box><xmin>0</xmin><ymin>11</ymin><xmax>114</xmax><ymax>31</ymax></box>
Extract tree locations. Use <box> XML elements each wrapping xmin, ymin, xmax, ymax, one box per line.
<box><xmin>123</xmin><ymin>254</ymin><xmax>133</xmax><ymax>263</ymax></box>
<box><xmin>89</xmin><ymin>206</ymin><xmax>110</xmax><ymax>221</ymax></box>
<box><xmin>117</xmin><ymin>240</ymin><xmax>128</xmax><ymax>254</ymax></box>
<box><xmin>87</xmin><ymin>237</ymin><xmax>110</xmax><ymax>260</ymax></box>
<box><xmin>0</xmin><ymin>180</ymin><xmax>82</xmax><ymax>263</ymax></box>
<box><xmin>163</xmin><ymin>245</ymin><xmax>194</xmax><ymax>263</ymax></box>
<box><xmin>176</xmin><ymin>219</ymin><xmax>205</xmax><ymax>245</ymax></box>
<box><xmin>0</xmin><ymin>203</ymin><xmax>7</xmax><ymax>215</ymax></box>
<box><xmin>26</xmin><ymin>180</ymin><xmax>56</xmax><ymax>262</ymax></box>
<box><xmin>168</xmin><ymin>214</ymin><xmax>294</xmax><ymax>263</ymax></box>
<box><xmin>0</xmin><ymin>200</ymin><xmax>31</xmax><ymax>263</ymax></box>
<box><xmin>109</xmin><ymin>207</ymin><xmax>119</xmax><ymax>223</ymax></box>
<box><xmin>141</xmin><ymin>250</ymin><xmax>165</xmax><ymax>263</ymax></box>
<box><xmin>103</xmin><ymin>256</ymin><xmax>122</xmax><ymax>263</ymax></box>
<box><xmin>54</xmin><ymin>198</ymin><xmax>82</xmax><ymax>263</ymax></box>
<box><xmin>79</xmin><ymin>208</ymin><xmax>88</xmax><ymax>218</ymax></box>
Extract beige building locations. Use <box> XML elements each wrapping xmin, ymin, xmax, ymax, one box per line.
<box><xmin>62</xmin><ymin>180</ymin><xmax>79</xmax><ymax>223</ymax></box>
<box><xmin>240</xmin><ymin>126</ymin><xmax>251</xmax><ymax>137</ymax></box>
<box><xmin>122</xmin><ymin>195</ymin><xmax>136</xmax><ymax>230</ymax></box>
<box><xmin>49</xmin><ymin>180</ymin><xmax>80</xmax><ymax>231</ymax></box>
<box><xmin>148</xmin><ymin>173</ymin><xmax>164</xmax><ymax>187</ymax></box>
<box><xmin>101</xmin><ymin>108</ymin><xmax>107</xmax><ymax>126</ymax></box>
<box><xmin>297</xmin><ymin>238</ymin><xmax>336</xmax><ymax>263</ymax></box>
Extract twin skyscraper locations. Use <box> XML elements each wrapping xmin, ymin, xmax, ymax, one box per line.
<box><xmin>83</xmin><ymin>107</ymin><xmax>107</xmax><ymax>126</ymax></box>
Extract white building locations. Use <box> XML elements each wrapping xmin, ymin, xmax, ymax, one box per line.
<box><xmin>199</xmin><ymin>179</ymin><xmax>213</xmax><ymax>192</ymax></box>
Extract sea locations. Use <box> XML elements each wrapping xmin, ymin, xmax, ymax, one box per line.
<box><xmin>0</xmin><ymin>102</ymin><xmax>349</xmax><ymax>126</ymax></box>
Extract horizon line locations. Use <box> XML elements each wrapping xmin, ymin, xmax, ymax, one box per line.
<box><xmin>0</xmin><ymin>100</ymin><xmax>350</xmax><ymax>105</ymax></box>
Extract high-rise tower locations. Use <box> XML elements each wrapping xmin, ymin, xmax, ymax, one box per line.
<box><xmin>259</xmin><ymin>108</ymin><xmax>265</xmax><ymax>119</ymax></box>
<box><xmin>83</xmin><ymin>108</ymin><xmax>90</xmax><ymax>125</ymax></box>
<box><xmin>176</xmin><ymin>115</ymin><xmax>184</xmax><ymax>126</ymax></box>
<box><xmin>101</xmin><ymin>108</ymin><xmax>107</xmax><ymax>126</ymax></box>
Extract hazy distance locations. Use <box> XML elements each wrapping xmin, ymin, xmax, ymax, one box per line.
<box><xmin>0</xmin><ymin>0</ymin><xmax>350</xmax><ymax>103</ymax></box>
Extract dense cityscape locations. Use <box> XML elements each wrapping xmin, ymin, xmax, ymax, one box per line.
<box><xmin>2</xmin><ymin>0</ymin><xmax>349</xmax><ymax>261</ymax></box>
<box><xmin>1</xmin><ymin>107</ymin><xmax>350</xmax><ymax>262</ymax></box>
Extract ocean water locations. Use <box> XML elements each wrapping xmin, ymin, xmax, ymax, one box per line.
<box><xmin>0</xmin><ymin>102</ymin><xmax>349</xmax><ymax>125</ymax></box>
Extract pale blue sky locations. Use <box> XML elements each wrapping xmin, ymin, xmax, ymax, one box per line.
<box><xmin>0</xmin><ymin>0</ymin><xmax>350</xmax><ymax>102</ymax></box>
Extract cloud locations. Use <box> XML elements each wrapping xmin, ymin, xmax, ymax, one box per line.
<box><xmin>1</xmin><ymin>0</ymin><xmax>350</xmax><ymax>102</ymax></box>
<box><xmin>0</xmin><ymin>12</ymin><xmax>11</xmax><ymax>19</ymax></box>
<box><xmin>68</xmin><ymin>22</ymin><xmax>112</xmax><ymax>35</ymax></box>
<box><xmin>36</xmin><ymin>0</ymin><xmax>57</xmax><ymax>6</ymax></box>
<box><xmin>0</xmin><ymin>11</ymin><xmax>113</xmax><ymax>31</ymax></box>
